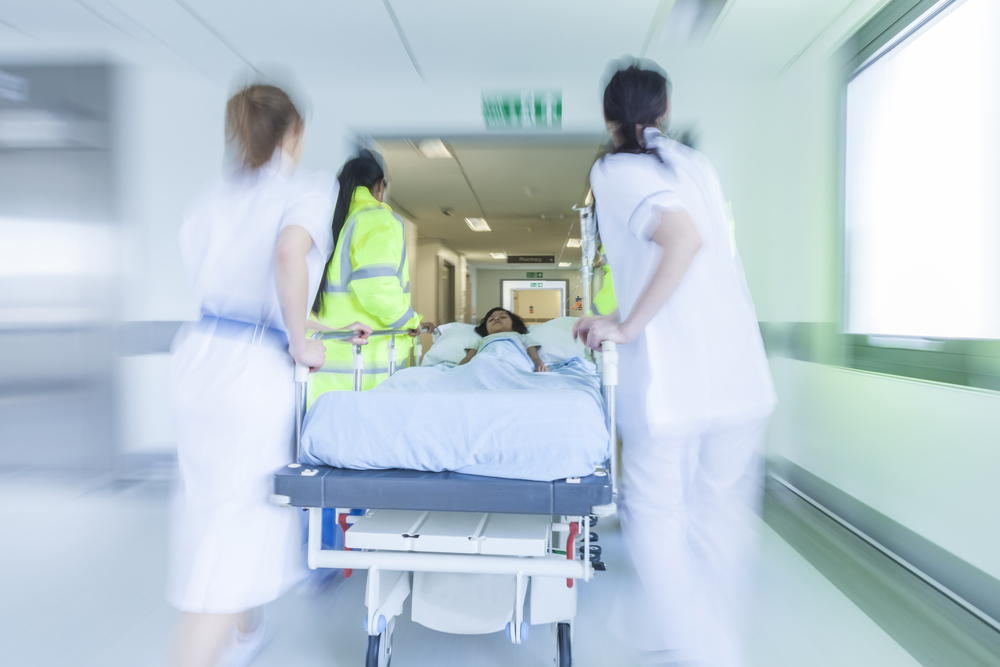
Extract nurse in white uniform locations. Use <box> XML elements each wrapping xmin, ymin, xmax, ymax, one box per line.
<box><xmin>167</xmin><ymin>84</ymin><xmax>370</xmax><ymax>667</ymax></box>
<box><xmin>574</xmin><ymin>61</ymin><xmax>776</xmax><ymax>666</ymax></box>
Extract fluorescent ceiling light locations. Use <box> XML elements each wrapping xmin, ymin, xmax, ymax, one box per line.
<box><xmin>660</xmin><ymin>0</ymin><xmax>728</xmax><ymax>43</ymax></box>
<box><xmin>490</xmin><ymin>252</ymin><xmax>506</xmax><ymax>259</ymax></box>
<box><xmin>416</xmin><ymin>138</ymin><xmax>452</xmax><ymax>158</ymax></box>
<box><xmin>566</xmin><ymin>238</ymin><xmax>582</xmax><ymax>248</ymax></box>
<box><xmin>465</xmin><ymin>217</ymin><xmax>491</xmax><ymax>232</ymax></box>
<box><xmin>559</xmin><ymin>262</ymin><xmax>571</xmax><ymax>268</ymax></box>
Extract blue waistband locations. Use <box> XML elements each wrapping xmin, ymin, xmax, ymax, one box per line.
<box><xmin>197</xmin><ymin>314</ymin><xmax>288</xmax><ymax>349</ymax></box>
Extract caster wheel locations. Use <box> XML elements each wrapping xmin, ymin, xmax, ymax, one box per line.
<box><xmin>556</xmin><ymin>622</ymin><xmax>571</xmax><ymax>667</ymax></box>
<box><xmin>365</xmin><ymin>629</ymin><xmax>392</xmax><ymax>667</ymax></box>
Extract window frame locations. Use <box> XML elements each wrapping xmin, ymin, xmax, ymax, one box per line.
<box><xmin>832</xmin><ymin>0</ymin><xmax>1000</xmax><ymax>389</ymax></box>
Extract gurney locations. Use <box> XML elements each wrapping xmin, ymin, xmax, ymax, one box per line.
<box><xmin>271</xmin><ymin>205</ymin><xmax>615</xmax><ymax>667</ymax></box>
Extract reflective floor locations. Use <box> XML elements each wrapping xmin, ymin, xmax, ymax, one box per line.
<box><xmin>0</xmin><ymin>468</ymin><xmax>922</xmax><ymax>667</ymax></box>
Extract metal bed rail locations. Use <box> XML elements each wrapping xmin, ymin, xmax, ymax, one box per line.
<box><xmin>293</xmin><ymin>328</ymin><xmax>422</xmax><ymax>461</ymax></box>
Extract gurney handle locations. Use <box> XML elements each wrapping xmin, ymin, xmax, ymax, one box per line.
<box><xmin>294</xmin><ymin>362</ymin><xmax>310</xmax><ymax>383</ymax></box>
<box><xmin>292</xmin><ymin>328</ymin><xmax>422</xmax><ymax>461</ymax></box>
<box><xmin>601</xmin><ymin>340</ymin><xmax>619</xmax><ymax>504</ymax></box>
<box><xmin>313</xmin><ymin>328</ymin><xmax>417</xmax><ymax>341</ymax></box>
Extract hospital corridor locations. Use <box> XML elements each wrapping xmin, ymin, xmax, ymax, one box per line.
<box><xmin>2</xmin><ymin>1</ymin><xmax>1000</xmax><ymax>666</ymax></box>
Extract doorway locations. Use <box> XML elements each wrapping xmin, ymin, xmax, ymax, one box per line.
<box><xmin>464</xmin><ymin>271</ymin><xmax>473</xmax><ymax>323</ymax></box>
<box><xmin>501</xmin><ymin>279</ymin><xmax>567</xmax><ymax>323</ymax></box>
<box><xmin>439</xmin><ymin>259</ymin><xmax>456</xmax><ymax>324</ymax></box>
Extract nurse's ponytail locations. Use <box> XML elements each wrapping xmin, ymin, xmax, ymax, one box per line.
<box><xmin>602</xmin><ymin>60</ymin><xmax>671</xmax><ymax>162</ymax></box>
<box><xmin>225</xmin><ymin>85</ymin><xmax>301</xmax><ymax>169</ymax></box>
<box><xmin>312</xmin><ymin>151</ymin><xmax>385</xmax><ymax>315</ymax></box>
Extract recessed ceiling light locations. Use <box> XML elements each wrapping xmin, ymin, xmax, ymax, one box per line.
<box><xmin>491</xmin><ymin>252</ymin><xmax>506</xmax><ymax>259</ymax></box>
<box><xmin>566</xmin><ymin>238</ymin><xmax>582</xmax><ymax>248</ymax></box>
<box><xmin>465</xmin><ymin>217</ymin><xmax>491</xmax><ymax>232</ymax></box>
<box><xmin>416</xmin><ymin>138</ymin><xmax>452</xmax><ymax>158</ymax></box>
<box><xmin>559</xmin><ymin>262</ymin><xmax>571</xmax><ymax>268</ymax></box>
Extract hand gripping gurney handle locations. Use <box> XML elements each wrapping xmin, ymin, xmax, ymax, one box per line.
<box><xmin>293</xmin><ymin>328</ymin><xmax>423</xmax><ymax>461</ymax></box>
<box><xmin>600</xmin><ymin>340</ymin><xmax>619</xmax><ymax>506</ymax></box>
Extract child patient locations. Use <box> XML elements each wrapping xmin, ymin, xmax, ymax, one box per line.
<box><xmin>459</xmin><ymin>307</ymin><xmax>550</xmax><ymax>372</ymax></box>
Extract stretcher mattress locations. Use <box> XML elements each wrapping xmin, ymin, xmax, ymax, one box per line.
<box><xmin>298</xmin><ymin>346</ymin><xmax>610</xmax><ymax>482</ymax></box>
<box><xmin>274</xmin><ymin>465</ymin><xmax>613</xmax><ymax>515</ymax></box>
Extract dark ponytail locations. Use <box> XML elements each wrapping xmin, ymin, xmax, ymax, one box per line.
<box><xmin>312</xmin><ymin>150</ymin><xmax>385</xmax><ymax>315</ymax></box>
<box><xmin>602</xmin><ymin>60</ymin><xmax>671</xmax><ymax>161</ymax></box>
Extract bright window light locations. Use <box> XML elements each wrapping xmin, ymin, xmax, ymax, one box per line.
<box><xmin>845</xmin><ymin>0</ymin><xmax>1000</xmax><ymax>338</ymax></box>
<box><xmin>559</xmin><ymin>262</ymin><xmax>571</xmax><ymax>267</ymax></box>
<box><xmin>566</xmin><ymin>238</ymin><xmax>582</xmax><ymax>248</ymax></box>
<box><xmin>490</xmin><ymin>252</ymin><xmax>506</xmax><ymax>259</ymax></box>
<box><xmin>416</xmin><ymin>138</ymin><xmax>452</xmax><ymax>159</ymax></box>
<box><xmin>465</xmin><ymin>217</ymin><xmax>491</xmax><ymax>232</ymax></box>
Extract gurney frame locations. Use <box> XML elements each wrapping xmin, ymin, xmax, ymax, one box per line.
<box><xmin>276</xmin><ymin>205</ymin><xmax>617</xmax><ymax>667</ymax></box>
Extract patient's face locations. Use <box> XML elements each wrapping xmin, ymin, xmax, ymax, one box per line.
<box><xmin>486</xmin><ymin>310</ymin><xmax>514</xmax><ymax>334</ymax></box>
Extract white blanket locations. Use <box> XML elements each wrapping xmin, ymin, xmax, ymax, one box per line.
<box><xmin>300</xmin><ymin>337</ymin><xmax>609</xmax><ymax>482</ymax></box>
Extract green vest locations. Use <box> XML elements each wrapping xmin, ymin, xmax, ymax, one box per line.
<box><xmin>591</xmin><ymin>246</ymin><xmax>617</xmax><ymax>317</ymax></box>
<box><xmin>309</xmin><ymin>186</ymin><xmax>421</xmax><ymax>402</ymax></box>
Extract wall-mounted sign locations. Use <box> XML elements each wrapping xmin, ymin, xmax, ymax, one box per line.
<box><xmin>526</xmin><ymin>272</ymin><xmax>543</xmax><ymax>279</ymax></box>
<box><xmin>483</xmin><ymin>89</ymin><xmax>561</xmax><ymax>130</ymax></box>
<box><xmin>507</xmin><ymin>255</ymin><xmax>554</xmax><ymax>264</ymax></box>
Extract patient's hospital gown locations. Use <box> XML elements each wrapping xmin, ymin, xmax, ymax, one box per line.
<box><xmin>590</xmin><ymin>129</ymin><xmax>775</xmax><ymax>665</ymax></box>
<box><xmin>167</xmin><ymin>150</ymin><xmax>334</xmax><ymax>613</ymax></box>
<box><xmin>464</xmin><ymin>331</ymin><xmax>540</xmax><ymax>353</ymax></box>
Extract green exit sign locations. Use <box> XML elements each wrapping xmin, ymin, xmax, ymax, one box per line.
<box><xmin>530</xmin><ymin>282</ymin><xmax>543</xmax><ymax>287</ymax></box>
<box><xmin>483</xmin><ymin>89</ymin><xmax>561</xmax><ymax>130</ymax></box>
<box><xmin>526</xmin><ymin>272</ymin><xmax>543</xmax><ymax>279</ymax></box>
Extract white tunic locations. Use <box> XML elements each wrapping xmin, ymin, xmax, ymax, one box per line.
<box><xmin>167</xmin><ymin>150</ymin><xmax>334</xmax><ymax>613</ymax></box>
<box><xmin>589</xmin><ymin>129</ymin><xmax>775</xmax><ymax>437</ymax></box>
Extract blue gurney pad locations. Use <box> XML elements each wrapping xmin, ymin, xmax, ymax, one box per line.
<box><xmin>274</xmin><ymin>465</ymin><xmax>612</xmax><ymax>516</ymax></box>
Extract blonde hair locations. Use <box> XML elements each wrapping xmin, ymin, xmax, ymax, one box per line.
<box><xmin>225</xmin><ymin>84</ymin><xmax>301</xmax><ymax>169</ymax></box>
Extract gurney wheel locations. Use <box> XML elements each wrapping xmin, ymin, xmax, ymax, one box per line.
<box><xmin>556</xmin><ymin>622</ymin><xmax>571</xmax><ymax>667</ymax></box>
<box><xmin>365</xmin><ymin>630</ymin><xmax>392</xmax><ymax>667</ymax></box>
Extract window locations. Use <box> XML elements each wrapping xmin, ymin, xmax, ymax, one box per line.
<box><xmin>844</xmin><ymin>0</ymin><xmax>1000</xmax><ymax>339</ymax></box>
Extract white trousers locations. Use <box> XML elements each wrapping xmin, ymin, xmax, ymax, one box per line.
<box><xmin>611</xmin><ymin>415</ymin><xmax>769</xmax><ymax>667</ymax></box>
<box><xmin>167</xmin><ymin>329</ymin><xmax>304</xmax><ymax>614</ymax></box>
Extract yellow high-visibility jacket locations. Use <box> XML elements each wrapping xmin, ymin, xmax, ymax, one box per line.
<box><xmin>591</xmin><ymin>245</ymin><xmax>617</xmax><ymax>317</ymax></box>
<box><xmin>309</xmin><ymin>186</ymin><xmax>421</xmax><ymax>402</ymax></box>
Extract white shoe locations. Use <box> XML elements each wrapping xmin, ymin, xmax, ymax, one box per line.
<box><xmin>216</xmin><ymin>618</ymin><xmax>273</xmax><ymax>667</ymax></box>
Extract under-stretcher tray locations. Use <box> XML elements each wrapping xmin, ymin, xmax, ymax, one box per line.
<box><xmin>274</xmin><ymin>465</ymin><xmax>612</xmax><ymax>516</ymax></box>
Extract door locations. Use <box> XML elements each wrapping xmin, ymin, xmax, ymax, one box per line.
<box><xmin>439</xmin><ymin>260</ymin><xmax>456</xmax><ymax>324</ymax></box>
<box><xmin>501</xmin><ymin>280</ymin><xmax>568</xmax><ymax>323</ymax></box>
<box><xmin>464</xmin><ymin>272</ymin><xmax>473</xmax><ymax>323</ymax></box>
<box><xmin>512</xmin><ymin>289</ymin><xmax>562</xmax><ymax>323</ymax></box>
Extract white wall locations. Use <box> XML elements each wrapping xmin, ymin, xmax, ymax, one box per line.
<box><xmin>768</xmin><ymin>358</ymin><xmax>1000</xmax><ymax>582</ymax></box>
<box><xmin>414</xmin><ymin>239</ymin><xmax>464</xmax><ymax>352</ymax></box>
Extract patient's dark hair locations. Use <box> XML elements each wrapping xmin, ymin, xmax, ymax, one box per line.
<box><xmin>475</xmin><ymin>308</ymin><xmax>528</xmax><ymax>337</ymax></box>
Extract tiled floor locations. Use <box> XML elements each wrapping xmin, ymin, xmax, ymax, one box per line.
<box><xmin>0</xmin><ymin>469</ymin><xmax>921</xmax><ymax>667</ymax></box>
